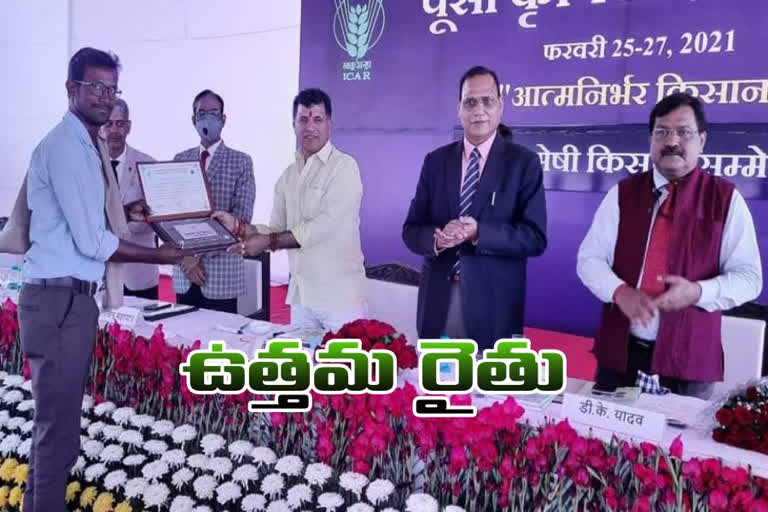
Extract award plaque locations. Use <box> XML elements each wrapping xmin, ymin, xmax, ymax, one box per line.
<box><xmin>136</xmin><ymin>160</ymin><xmax>237</xmax><ymax>253</ymax></box>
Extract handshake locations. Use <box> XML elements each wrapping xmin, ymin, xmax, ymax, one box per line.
<box><xmin>434</xmin><ymin>216</ymin><xmax>478</xmax><ymax>250</ymax></box>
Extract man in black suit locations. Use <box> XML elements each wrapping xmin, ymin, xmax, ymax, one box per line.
<box><xmin>402</xmin><ymin>65</ymin><xmax>547</xmax><ymax>350</ymax></box>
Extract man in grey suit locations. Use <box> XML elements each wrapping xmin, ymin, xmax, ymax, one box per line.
<box><xmin>101</xmin><ymin>99</ymin><xmax>159</xmax><ymax>300</ymax></box>
<box><xmin>173</xmin><ymin>89</ymin><xmax>256</xmax><ymax>313</ymax></box>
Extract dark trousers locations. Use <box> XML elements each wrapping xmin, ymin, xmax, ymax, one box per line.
<box><xmin>18</xmin><ymin>284</ymin><xmax>99</xmax><ymax>512</ymax></box>
<box><xmin>124</xmin><ymin>285</ymin><xmax>158</xmax><ymax>301</ymax></box>
<box><xmin>176</xmin><ymin>284</ymin><xmax>238</xmax><ymax>314</ymax></box>
<box><xmin>595</xmin><ymin>336</ymin><xmax>715</xmax><ymax>399</ymax></box>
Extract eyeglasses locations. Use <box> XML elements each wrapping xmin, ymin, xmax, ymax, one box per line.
<box><xmin>74</xmin><ymin>80</ymin><xmax>121</xmax><ymax>99</ymax></box>
<box><xmin>461</xmin><ymin>96</ymin><xmax>500</xmax><ymax>110</ymax></box>
<box><xmin>652</xmin><ymin>127</ymin><xmax>699</xmax><ymax>140</ymax></box>
<box><xmin>103</xmin><ymin>120</ymin><xmax>129</xmax><ymax>129</ymax></box>
<box><xmin>195</xmin><ymin>110</ymin><xmax>222</xmax><ymax>120</ymax></box>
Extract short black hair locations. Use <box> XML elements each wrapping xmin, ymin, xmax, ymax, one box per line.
<box><xmin>293</xmin><ymin>88</ymin><xmax>332</xmax><ymax>119</ymax></box>
<box><xmin>649</xmin><ymin>92</ymin><xmax>707</xmax><ymax>134</ymax></box>
<box><xmin>458</xmin><ymin>65</ymin><xmax>501</xmax><ymax>100</ymax></box>
<box><xmin>193</xmin><ymin>89</ymin><xmax>225</xmax><ymax>115</ymax></box>
<box><xmin>68</xmin><ymin>47</ymin><xmax>121</xmax><ymax>82</ymax></box>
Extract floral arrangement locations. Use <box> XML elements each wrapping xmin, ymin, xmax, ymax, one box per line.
<box><xmin>320</xmin><ymin>319</ymin><xmax>418</xmax><ymax>369</ymax></box>
<box><xmin>713</xmin><ymin>380</ymin><xmax>768</xmax><ymax>454</ymax></box>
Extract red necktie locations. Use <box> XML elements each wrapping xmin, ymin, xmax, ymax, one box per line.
<box><xmin>639</xmin><ymin>183</ymin><xmax>677</xmax><ymax>297</ymax></box>
<box><xmin>200</xmin><ymin>150</ymin><xmax>210</xmax><ymax>173</ymax></box>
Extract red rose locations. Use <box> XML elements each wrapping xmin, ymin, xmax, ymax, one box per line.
<box><xmin>715</xmin><ymin>407</ymin><xmax>734</xmax><ymax>427</ymax></box>
<box><xmin>733</xmin><ymin>406</ymin><xmax>754</xmax><ymax>425</ymax></box>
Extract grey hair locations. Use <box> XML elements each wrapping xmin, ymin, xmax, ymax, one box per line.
<box><xmin>111</xmin><ymin>98</ymin><xmax>130</xmax><ymax>119</ymax></box>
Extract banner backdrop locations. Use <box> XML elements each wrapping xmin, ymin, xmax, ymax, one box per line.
<box><xmin>299</xmin><ymin>0</ymin><xmax>768</xmax><ymax>336</ymax></box>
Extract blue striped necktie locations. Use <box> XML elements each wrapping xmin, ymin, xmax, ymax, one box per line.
<box><xmin>453</xmin><ymin>148</ymin><xmax>481</xmax><ymax>275</ymax></box>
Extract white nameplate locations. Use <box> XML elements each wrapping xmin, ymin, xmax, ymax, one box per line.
<box><xmin>112</xmin><ymin>306</ymin><xmax>142</xmax><ymax>329</ymax></box>
<box><xmin>562</xmin><ymin>392</ymin><xmax>666</xmax><ymax>443</ymax></box>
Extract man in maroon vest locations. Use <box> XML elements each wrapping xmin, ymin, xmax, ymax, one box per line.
<box><xmin>577</xmin><ymin>92</ymin><xmax>762</xmax><ymax>399</ymax></box>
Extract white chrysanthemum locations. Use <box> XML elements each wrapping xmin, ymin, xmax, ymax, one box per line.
<box><xmin>162</xmin><ymin>449</ymin><xmax>187</xmax><ymax>468</ymax></box>
<box><xmin>80</xmin><ymin>434</ymin><xmax>88</xmax><ymax>446</ymax></box>
<box><xmin>251</xmin><ymin>446</ymin><xmax>277</xmax><ymax>465</ymax></box>
<box><xmin>118</xmin><ymin>429</ymin><xmax>144</xmax><ymax>447</ymax></box>
<box><xmin>241</xmin><ymin>493</ymin><xmax>267</xmax><ymax>512</ymax></box>
<box><xmin>228</xmin><ymin>440</ymin><xmax>253</xmax><ymax>462</ymax></box>
<box><xmin>318</xmin><ymin>492</ymin><xmax>345</xmax><ymax>511</ymax></box>
<box><xmin>208</xmin><ymin>457</ymin><xmax>233</xmax><ymax>480</ymax></box>
<box><xmin>144</xmin><ymin>439</ymin><xmax>169</xmax><ymax>456</ymax></box>
<box><xmin>70</xmin><ymin>456</ymin><xmax>86</xmax><ymax>476</ymax></box>
<box><xmin>266</xmin><ymin>500</ymin><xmax>291</xmax><ymax>512</ymax></box>
<box><xmin>87</xmin><ymin>421</ymin><xmax>106</xmax><ymax>438</ymax></box>
<box><xmin>17</xmin><ymin>399</ymin><xmax>35</xmax><ymax>412</ymax></box>
<box><xmin>172</xmin><ymin>467</ymin><xmax>195</xmax><ymax>490</ymax></box>
<box><xmin>84</xmin><ymin>463</ymin><xmax>108</xmax><ymax>482</ymax></box>
<box><xmin>366</xmin><ymin>479</ymin><xmax>395</xmax><ymax>505</ymax></box>
<box><xmin>443</xmin><ymin>506</ymin><xmax>467</xmax><ymax>512</ymax></box>
<box><xmin>83</xmin><ymin>439</ymin><xmax>105</xmax><ymax>460</ymax></box>
<box><xmin>15</xmin><ymin>438</ymin><xmax>31</xmax><ymax>458</ymax></box>
<box><xmin>2</xmin><ymin>390</ymin><xmax>23</xmax><ymax>405</ymax></box>
<box><xmin>80</xmin><ymin>417</ymin><xmax>91</xmax><ymax>430</ymax></box>
<box><xmin>170</xmin><ymin>495</ymin><xmax>196</xmax><ymax>512</ymax></box>
<box><xmin>81</xmin><ymin>394</ymin><xmax>94</xmax><ymax>412</ymax></box>
<box><xmin>142</xmin><ymin>482</ymin><xmax>170</xmax><ymax>508</ymax></box>
<box><xmin>112</xmin><ymin>406</ymin><xmax>135</xmax><ymax>425</ymax></box>
<box><xmin>275</xmin><ymin>455</ymin><xmax>303</xmax><ymax>476</ymax></box>
<box><xmin>339</xmin><ymin>472</ymin><xmax>368</xmax><ymax>499</ymax></box>
<box><xmin>260</xmin><ymin>473</ymin><xmax>284</xmax><ymax>498</ymax></box>
<box><xmin>216</xmin><ymin>481</ymin><xmax>242</xmax><ymax>505</ymax></box>
<box><xmin>3</xmin><ymin>375</ymin><xmax>25</xmax><ymax>387</ymax></box>
<box><xmin>187</xmin><ymin>454</ymin><xmax>209</xmax><ymax>472</ymax></box>
<box><xmin>193</xmin><ymin>475</ymin><xmax>217</xmax><ymax>500</ymax></box>
<box><xmin>142</xmin><ymin>460</ymin><xmax>170</xmax><ymax>482</ymax></box>
<box><xmin>172</xmin><ymin>425</ymin><xmax>198</xmax><ymax>445</ymax></box>
<box><xmin>152</xmin><ymin>419</ymin><xmax>175</xmax><ymax>437</ymax></box>
<box><xmin>0</xmin><ymin>410</ymin><xmax>10</xmax><ymax>428</ymax></box>
<box><xmin>94</xmin><ymin>401</ymin><xmax>116</xmax><ymax>416</ymax></box>
<box><xmin>99</xmin><ymin>444</ymin><xmax>124</xmax><ymax>464</ymax></box>
<box><xmin>102</xmin><ymin>425</ymin><xmax>125</xmax><ymax>441</ymax></box>
<box><xmin>130</xmin><ymin>414</ymin><xmax>155</xmax><ymax>429</ymax></box>
<box><xmin>19</xmin><ymin>420</ymin><xmax>34</xmax><ymax>434</ymax></box>
<box><xmin>200</xmin><ymin>433</ymin><xmax>226</xmax><ymax>456</ymax></box>
<box><xmin>123</xmin><ymin>454</ymin><xmax>147</xmax><ymax>467</ymax></box>
<box><xmin>286</xmin><ymin>484</ymin><xmax>312</xmax><ymax>509</ymax></box>
<box><xmin>304</xmin><ymin>462</ymin><xmax>332</xmax><ymax>488</ymax></box>
<box><xmin>6</xmin><ymin>417</ymin><xmax>25</xmax><ymax>431</ymax></box>
<box><xmin>405</xmin><ymin>493</ymin><xmax>439</xmax><ymax>512</ymax></box>
<box><xmin>232</xmin><ymin>464</ymin><xmax>260</xmax><ymax>487</ymax></box>
<box><xmin>103</xmin><ymin>469</ymin><xmax>128</xmax><ymax>491</ymax></box>
<box><xmin>348</xmin><ymin>504</ymin><xmax>374</xmax><ymax>512</ymax></box>
<box><xmin>124</xmin><ymin>477</ymin><xmax>149</xmax><ymax>499</ymax></box>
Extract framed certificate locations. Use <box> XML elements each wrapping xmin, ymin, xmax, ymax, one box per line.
<box><xmin>136</xmin><ymin>160</ymin><xmax>237</xmax><ymax>253</ymax></box>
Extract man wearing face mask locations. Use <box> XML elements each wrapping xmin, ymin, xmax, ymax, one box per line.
<box><xmin>578</xmin><ymin>93</ymin><xmax>762</xmax><ymax>398</ymax></box>
<box><xmin>101</xmin><ymin>98</ymin><xmax>159</xmax><ymax>300</ymax></box>
<box><xmin>172</xmin><ymin>90</ymin><xmax>256</xmax><ymax>313</ymax></box>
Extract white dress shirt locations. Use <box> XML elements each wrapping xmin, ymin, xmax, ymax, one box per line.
<box><xmin>263</xmin><ymin>141</ymin><xmax>366</xmax><ymax>312</ymax></box>
<box><xmin>577</xmin><ymin>168</ymin><xmax>762</xmax><ymax>340</ymax></box>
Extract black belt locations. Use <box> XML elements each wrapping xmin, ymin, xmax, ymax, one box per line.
<box><xmin>24</xmin><ymin>277</ymin><xmax>99</xmax><ymax>297</ymax></box>
<box><xmin>629</xmin><ymin>334</ymin><xmax>654</xmax><ymax>348</ymax></box>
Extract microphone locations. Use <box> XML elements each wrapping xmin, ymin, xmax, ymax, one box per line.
<box><xmin>649</xmin><ymin>187</ymin><xmax>663</xmax><ymax>213</ymax></box>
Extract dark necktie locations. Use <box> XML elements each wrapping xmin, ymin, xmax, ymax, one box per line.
<box><xmin>200</xmin><ymin>150</ymin><xmax>210</xmax><ymax>173</ymax></box>
<box><xmin>640</xmin><ymin>182</ymin><xmax>677</xmax><ymax>297</ymax></box>
<box><xmin>110</xmin><ymin>160</ymin><xmax>119</xmax><ymax>184</ymax></box>
<box><xmin>453</xmin><ymin>148</ymin><xmax>481</xmax><ymax>275</ymax></box>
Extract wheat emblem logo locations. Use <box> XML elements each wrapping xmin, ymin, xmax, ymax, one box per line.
<box><xmin>334</xmin><ymin>0</ymin><xmax>386</xmax><ymax>60</ymax></box>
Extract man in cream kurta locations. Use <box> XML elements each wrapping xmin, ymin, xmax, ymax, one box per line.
<box><xmin>215</xmin><ymin>88</ymin><xmax>366</xmax><ymax>331</ymax></box>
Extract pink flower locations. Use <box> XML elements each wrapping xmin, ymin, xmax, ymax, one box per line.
<box><xmin>449</xmin><ymin>446</ymin><xmax>468</xmax><ymax>474</ymax></box>
<box><xmin>669</xmin><ymin>435</ymin><xmax>683</xmax><ymax>458</ymax></box>
<box><xmin>709</xmin><ymin>489</ymin><xmax>729</xmax><ymax>511</ymax></box>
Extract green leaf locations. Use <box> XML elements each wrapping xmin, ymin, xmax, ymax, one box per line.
<box><xmin>349</xmin><ymin>11</ymin><xmax>358</xmax><ymax>24</ymax></box>
<box><xmin>359</xmin><ymin>21</ymin><xmax>369</xmax><ymax>36</ymax></box>
<box><xmin>359</xmin><ymin>11</ymin><xmax>369</xmax><ymax>24</ymax></box>
<box><xmin>347</xmin><ymin>32</ymin><xmax>358</xmax><ymax>45</ymax></box>
<box><xmin>346</xmin><ymin>42</ymin><xmax>358</xmax><ymax>58</ymax></box>
<box><xmin>357</xmin><ymin>43</ymin><xmax>369</xmax><ymax>59</ymax></box>
<box><xmin>347</xmin><ymin>21</ymin><xmax>358</xmax><ymax>35</ymax></box>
